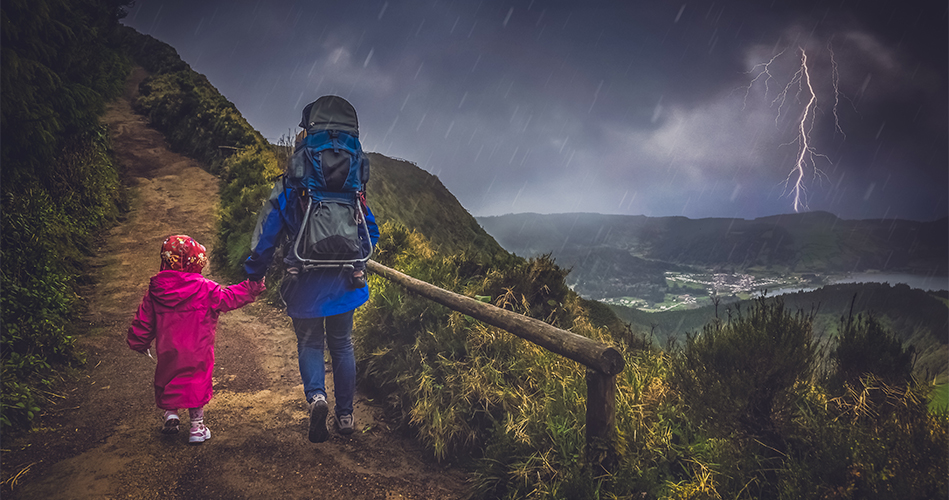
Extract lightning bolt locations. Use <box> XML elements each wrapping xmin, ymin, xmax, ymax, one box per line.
<box><xmin>743</xmin><ymin>44</ymin><xmax>842</xmax><ymax>213</ymax></box>
<box><xmin>740</xmin><ymin>48</ymin><xmax>787</xmax><ymax>111</ymax></box>
<box><xmin>784</xmin><ymin>49</ymin><xmax>827</xmax><ymax>212</ymax></box>
<box><xmin>829</xmin><ymin>42</ymin><xmax>846</xmax><ymax>139</ymax></box>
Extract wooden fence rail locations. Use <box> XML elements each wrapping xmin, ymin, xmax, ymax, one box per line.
<box><xmin>366</xmin><ymin>259</ymin><xmax>624</xmax><ymax>472</ymax></box>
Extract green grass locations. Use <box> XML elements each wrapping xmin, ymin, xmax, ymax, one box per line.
<box><xmin>665</xmin><ymin>277</ymin><xmax>708</xmax><ymax>292</ymax></box>
<box><xmin>930</xmin><ymin>383</ymin><xmax>949</xmax><ymax>414</ymax></box>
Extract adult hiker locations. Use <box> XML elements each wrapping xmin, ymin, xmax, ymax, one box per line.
<box><xmin>245</xmin><ymin>95</ymin><xmax>379</xmax><ymax>442</ymax></box>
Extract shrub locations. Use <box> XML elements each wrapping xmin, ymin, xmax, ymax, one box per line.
<box><xmin>134</xmin><ymin>70</ymin><xmax>268</xmax><ymax>174</ymax></box>
<box><xmin>831</xmin><ymin>313</ymin><xmax>914</xmax><ymax>389</ymax></box>
<box><xmin>214</xmin><ymin>146</ymin><xmax>282</xmax><ymax>278</ymax></box>
<box><xmin>670</xmin><ymin>298</ymin><xmax>818</xmax><ymax>448</ymax></box>
<box><xmin>782</xmin><ymin>377</ymin><xmax>948</xmax><ymax>499</ymax></box>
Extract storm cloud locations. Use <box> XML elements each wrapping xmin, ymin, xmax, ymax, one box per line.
<box><xmin>123</xmin><ymin>0</ymin><xmax>947</xmax><ymax>221</ymax></box>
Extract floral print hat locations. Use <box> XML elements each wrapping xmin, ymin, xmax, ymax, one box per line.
<box><xmin>160</xmin><ymin>235</ymin><xmax>208</xmax><ymax>273</ymax></box>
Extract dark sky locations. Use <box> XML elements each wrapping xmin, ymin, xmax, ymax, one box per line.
<box><xmin>123</xmin><ymin>1</ymin><xmax>948</xmax><ymax>221</ymax></box>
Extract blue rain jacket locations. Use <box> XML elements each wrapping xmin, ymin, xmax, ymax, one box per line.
<box><xmin>244</xmin><ymin>178</ymin><xmax>380</xmax><ymax>319</ymax></box>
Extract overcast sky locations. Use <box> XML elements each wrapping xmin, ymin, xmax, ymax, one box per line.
<box><xmin>122</xmin><ymin>1</ymin><xmax>947</xmax><ymax>222</ymax></box>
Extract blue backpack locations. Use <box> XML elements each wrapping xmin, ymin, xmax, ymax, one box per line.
<box><xmin>285</xmin><ymin>95</ymin><xmax>372</xmax><ymax>270</ymax></box>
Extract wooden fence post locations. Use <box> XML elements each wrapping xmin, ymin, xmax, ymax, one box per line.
<box><xmin>586</xmin><ymin>369</ymin><xmax>618</xmax><ymax>475</ymax></box>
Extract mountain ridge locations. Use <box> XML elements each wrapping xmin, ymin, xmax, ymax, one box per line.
<box><xmin>366</xmin><ymin>153</ymin><xmax>506</xmax><ymax>259</ymax></box>
<box><xmin>477</xmin><ymin>211</ymin><xmax>948</xmax><ymax>299</ymax></box>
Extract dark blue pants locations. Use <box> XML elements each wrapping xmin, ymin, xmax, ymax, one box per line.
<box><xmin>291</xmin><ymin>311</ymin><xmax>356</xmax><ymax>417</ymax></box>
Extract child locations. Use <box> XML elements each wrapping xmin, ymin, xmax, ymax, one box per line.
<box><xmin>128</xmin><ymin>235</ymin><xmax>265</xmax><ymax>443</ymax></box>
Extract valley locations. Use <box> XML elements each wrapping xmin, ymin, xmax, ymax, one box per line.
<box><xmin>600</xmin><ymin>270</ymin><xmax>949</xmax><ymax>313</ymax></box>
<box><xmin>478</xmin><ymin>211</ymin><xmax>949</xmax><ymax>312</ymax></box>
<box><xmin>599</xmin><ymin>270</ymin><xmax>812</xmax><ymax>312</ymax></box>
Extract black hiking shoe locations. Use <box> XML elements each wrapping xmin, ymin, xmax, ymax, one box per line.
<box><xmin>308</xmin><ymin>395</ymin><xmax>329</xmax><ymax>443</ymax></box>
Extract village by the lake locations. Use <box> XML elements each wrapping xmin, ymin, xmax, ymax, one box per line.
<box><xmin>599</xmin><ymin>271</ymin><xmax>949</xmax><ymax>312</ymax></box>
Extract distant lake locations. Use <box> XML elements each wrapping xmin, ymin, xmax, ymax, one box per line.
<box><xmin>763</xmin><ymin>273</ymin><xmax>949</xmax><ymax>297</ymax></box>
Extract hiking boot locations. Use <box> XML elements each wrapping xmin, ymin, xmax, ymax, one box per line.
<box><xmin>308</xmin><ymin>395</ymin><xmax>329</xmax><ymax>443</ymax></box>
<box><xmin>161</xmin><ymin>412</ymin><xmax>180</xmax><ymax>435</ymax></box>
<box><xmin>189</xmin><ymin>423</ymin><xmax>211</xmax><ymax>444</ymax></box>
<box><xmin>336</xmin><ymin>413</ymin><xmax>355</xmax><ymax>435</ymax></box>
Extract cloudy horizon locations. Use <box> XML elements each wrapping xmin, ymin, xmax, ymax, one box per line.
<box><xmin>123</xmin><ymin>0</ymin><xmax>947</xmax><ymax>222</ymax></box>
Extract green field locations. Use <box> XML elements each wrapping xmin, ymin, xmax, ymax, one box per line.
<box><xmin>930</xmin><ymin>383</ymin><xmax>949</xmax><ymax>414</ymax></box>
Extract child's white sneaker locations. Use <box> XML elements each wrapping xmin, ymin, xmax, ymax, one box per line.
<box><xmin>162</xmin><ymin>412</ymin><xmax>180</xmax><ymax>434</ymax></box>
<box><xmin>189</xmin><ymin>422</ymin><xmax>211</xmax><ymax>444</ymax></box>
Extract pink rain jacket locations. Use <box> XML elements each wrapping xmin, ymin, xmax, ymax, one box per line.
<box><xmin>127</xmin><ymin>270</ymin><xmax>264</xmax><ymax>410</ymax></box>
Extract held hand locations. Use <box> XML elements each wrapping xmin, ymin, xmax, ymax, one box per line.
<box><xmin>249</xmin><ymin>276</ymin><xmax>266</xmax><ymax>293</ymax></box>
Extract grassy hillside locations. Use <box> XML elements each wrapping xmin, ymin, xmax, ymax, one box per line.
<box><xmin>1</xmin><ymin>0</ymin><xmax>134</xmax><ymax>430</ymax></box>
<box><xmin>366</xmin><ymin>153</ymin><xmax>505</xmax><ymax>259</ymax></box>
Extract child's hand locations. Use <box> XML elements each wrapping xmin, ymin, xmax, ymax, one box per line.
<box><xmin>248</xmin><ymin>277</ymin><xmax>266</xmax><ymax>294</ymax></box>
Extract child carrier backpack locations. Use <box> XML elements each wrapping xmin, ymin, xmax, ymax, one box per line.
<box><xmin>285</xmin><ymin>95</ymin><xmax>372</xmax><ymax>271</ymax></box>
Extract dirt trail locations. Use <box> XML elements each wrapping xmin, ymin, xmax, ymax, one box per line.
<box><xmin>1</xmin><ymin>68</ymin><xmax>467</xmax><ymax>500</ymax></box>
